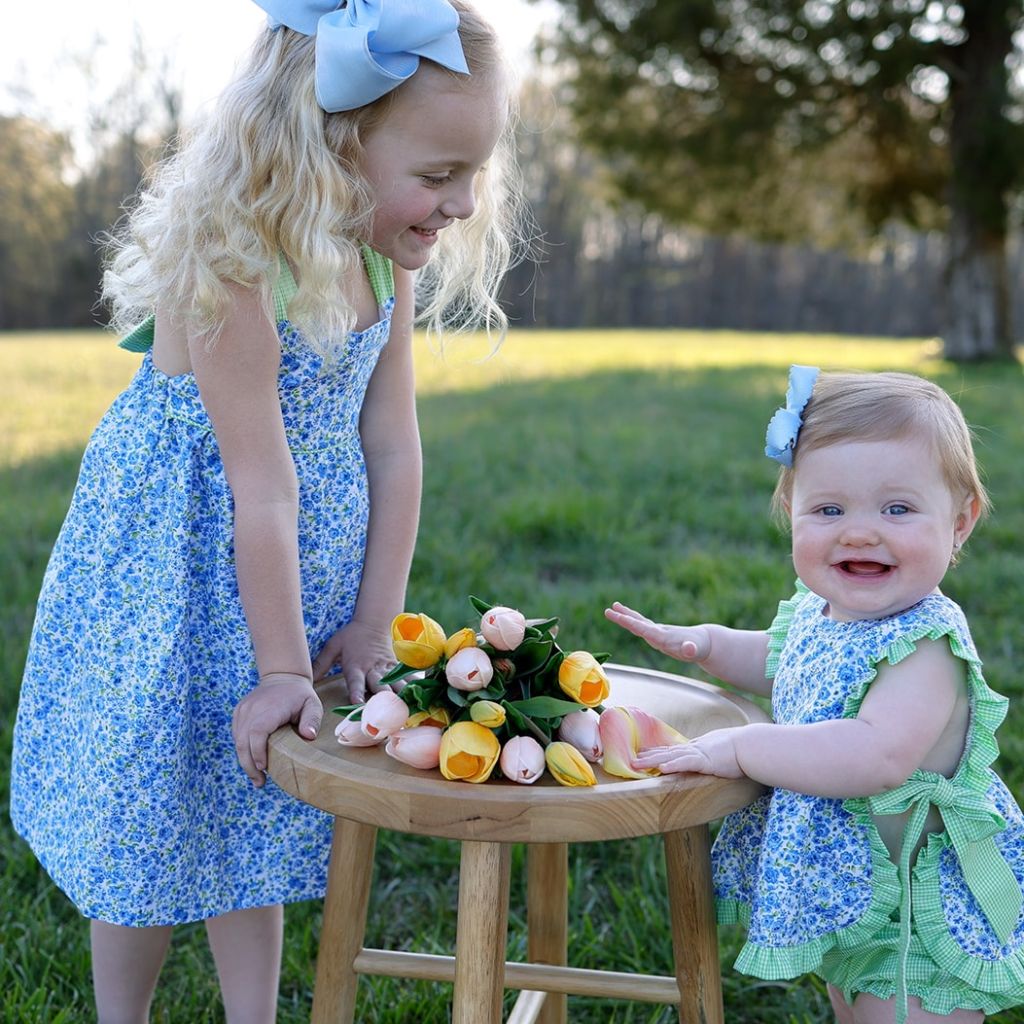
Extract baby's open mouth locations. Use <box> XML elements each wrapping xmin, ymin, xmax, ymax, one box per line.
<box><xmin>839</xmin><ymin>561</ymin><xmax>892</xmax><ymax>577</ymax></box>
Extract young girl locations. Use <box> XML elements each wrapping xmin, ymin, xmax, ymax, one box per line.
<box><xmin>10</xmin><ymin>1</ymin><xmax>522</xmax><ymax>1020</ymax></box>
<box><xmin>607</xmin><ymin>367</ymin><xmax>1024</xmax><ymax>1024</ymax></box>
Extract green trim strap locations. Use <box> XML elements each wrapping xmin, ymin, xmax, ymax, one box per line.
<box><xmin>117</xmin><ymin>246</ymin><xmax>393</xmax><ymax>352</ymax></box>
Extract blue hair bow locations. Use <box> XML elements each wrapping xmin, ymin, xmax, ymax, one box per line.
<box><xmin>764</xmin><ymin>364</ymin><xmax>819</xmax><ymax>467</ymax></box>
<box><xmin>253</xmin><ymin>0</ymin><xmax>470</xmax><ymax>113</ymax></box>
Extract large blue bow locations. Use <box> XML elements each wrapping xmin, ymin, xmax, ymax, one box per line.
<box><xmin>253</xmin><ymin>0</ymin><xmax>470</xmax><ymax>113</ymax></box>
<box><xmin>764</xmin><ymin>364</ymin><xmax>819</xmax><ymax>467</ymax></box>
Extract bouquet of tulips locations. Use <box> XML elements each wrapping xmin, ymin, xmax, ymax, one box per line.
<box><xmin>333</xmin><ymin>597</ymin><xmax>688</xmax><ymax>786</ymax></box>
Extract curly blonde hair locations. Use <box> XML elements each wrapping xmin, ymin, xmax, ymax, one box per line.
<box><xmin>102</xmin><ymin>0</ymin><xmax>526</xmax><ymax>354</ymax></box>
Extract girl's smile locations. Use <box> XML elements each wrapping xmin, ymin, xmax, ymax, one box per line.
<box><xmin>789</xmin><ymin>436</ymin><xmax>979</xmax><ymax>622</ymax></box>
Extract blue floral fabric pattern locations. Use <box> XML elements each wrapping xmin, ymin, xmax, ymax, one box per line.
<box><xmin>713</xmin><ymin>584</ymin><xmax>1024</xmax><ymax>1009</ymax></box>
<box><xmin>10</xmin><ymin>287</ymin><xmax>394</xmax><ymax>927</ymax></box>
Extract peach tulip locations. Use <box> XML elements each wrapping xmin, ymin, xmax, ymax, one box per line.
<box><xmin>439</xmin><ymin>721</ymin><xmax>501</xmax><ymax>783</ymax></box>
<box><xmin>445</xmin><ymin>647</ymin><xmax>493</xmax><ymax>692</ymax></box>
<box><xmin>444</xmin><ymin>627</ymin><xmax>477</xmax><ymax>658</ymax></box>
<box><xmin>335</xmin><ymin>710</ymin><xmax>383</xmax><ymax>747</ymax></box>
<box><xmin>405</xmin><ymin>706</ymin><xmax>451</xmax><ymax>729</ymax></box>
<box><xmin>500</xmin><ymin>735</ymin><xmax>546</xmax><ymax>784</ymax></box>
<box><xmin>480</xmin><ymin>606</ymin><xmax>527</xmax><ymax>650</ymax></box>
<box><xmin>469</xmin><ymin>700</ymin><xmax>506</xmax><ymax>729</ymax></box>
<box><xmin>557</xmin><ymin>652</ymin><xmax>611</xmax><ymax>708</ymax></box>
<box><xmin>359</xmin><ymin>690</ymin><xmax>410</xmax><ymax>741</ymax></box>
<box><xmin>599</xmin><ymin>706</ymin><xmax>688</xmax><ymax>780</ymax></box>
<box><xmin>391</xmin><ymin>612</ymin><xmax>447</xmax><ymax>669</ymax></box>
<box><xmin>557</xmin><ymin>708</ymin><xmax>603</xmax><ymax>762</ymax></box>
<box><xmin>544</xmin><ymin>741</ymin><xmax>597</xmax><ymax>787</ymax></box>
<box><xmin>385</xmin><ymin>726</ymin><xmax>443</xmax><ymax>770</ymax></box>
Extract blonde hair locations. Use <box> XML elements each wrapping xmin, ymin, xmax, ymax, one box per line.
<box><xmin>770</xmin><ymin>372</ymin><xmax>990</xmax><ymax>536</ymax></box>
<box><xmin>101</xmin><ymin>0</ymin><xmax>526</xmax><ymax>353</ymax></box>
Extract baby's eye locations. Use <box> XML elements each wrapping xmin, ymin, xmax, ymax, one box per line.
<box><xmin>420</xmin><ymin>174</ymin><xmax>451</xmax><ymax>187</ymax></box>
<box><xmin>884</xmin><ymin>503</ymin><xmax>911</xmax><ymax>516</ymax></box>
<box><xmin>818</xmin><ymin>505</ymin><xmax>843</xmax><ymax>517</ymax></box>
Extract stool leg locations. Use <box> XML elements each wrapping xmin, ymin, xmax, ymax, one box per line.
<box><xmin>311</xmin><ymin>818</ymin><xmax>378</xmax><ymax>1024</ymax></box>
<box><xmin>452</xmin><ymin>840</ymin><xmax>511</xmax><ymax>1024</ymax></box>
<box><xmin>664</xmin><ymin>825</ymin><xmax>724</xmax><ymax>1024</ymax></box>
<box><xmin>527</xmin><ymin>843</ymin><xmax>568</xmax><ymax>1024</ymax></box>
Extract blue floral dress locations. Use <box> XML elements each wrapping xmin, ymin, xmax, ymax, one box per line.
<box><xmin>713</xmin><ymin>583</ymin><xmax>1024</xmax><ymax>1019</ymax></box>
<box><xmin>10</xmin><ymin>250</ymin><xmax>395</xmax><ymax>926</ymax></box>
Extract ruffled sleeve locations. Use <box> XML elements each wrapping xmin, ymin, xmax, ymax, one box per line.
<box><xmin>765</xmin><ymin>580</ymin><xmax>810</xmax><ymax>679</ymax></box>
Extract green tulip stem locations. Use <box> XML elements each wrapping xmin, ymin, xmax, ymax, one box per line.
<box><xmin>518</xmin><ymin>713</ymin><xmax>551</xmax><ymax>748</ymax></box>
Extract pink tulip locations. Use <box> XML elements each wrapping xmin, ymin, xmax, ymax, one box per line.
<box><xmin>557</xmin><ymin>709</ymin><xmax>603</xmax><ymax>762</ymax></box>
<box><xmin>385</xmin><ymin>726</ymin><xmax>443</xmax><ymax>770</ymax></box>
<box><xmin>359</xmin><ymin>690</ymin><xmax>411</xmax><ymax>741</ymax></box>
<box><xmin>480</xmin><ymin>606</ymin><xmax>527</xmax><ymax>651</ymax></box>
<box><xmin>599</xmin><ymin>706</ymin><xmax>688</xmax><ymax>779</ymax></box>
<box><xmin>500</xmin><ymin>735</ymin><xmax>546</xmax><ymax>784</ymax></box>
<box><xmin>335</xmin><ymin>710</ymin><xmax>383</xmax><ymax>747</ymax></box>
<box><xmin>445</xmin><ymin>646</ymin><xmax>494</xmax><ymax>692</ymax></box>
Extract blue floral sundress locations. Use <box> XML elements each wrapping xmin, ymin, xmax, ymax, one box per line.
<box><xmin>713</xmin><ymin>583</ymin><xmax>1024</xmax><ymax>1019</ymax></box>
<box><xmin>10</xmin><ymin>250</ymin><xmax>395</xmax><ymax>926</ymax></box>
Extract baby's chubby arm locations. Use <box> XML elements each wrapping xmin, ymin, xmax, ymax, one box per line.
<box><xmin>637</xmin><ymin>638</ymin><xmax>965</xmax><ymax>797</ymax></box>
<box><xmin>604</xmin><ymin>601</ymin><xmax>772</xmax><ymax>697</ymax></box>
<box><xmin>190</xmin><ymin>283</ymin><xmax>322</xmax><ymax>787</ymax></box>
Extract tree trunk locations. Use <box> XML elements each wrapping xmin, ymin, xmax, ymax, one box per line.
<box><xmin>942</xmin><ymin>0</ymin><xmax>1017</xmax><ymax>361</ymax></box>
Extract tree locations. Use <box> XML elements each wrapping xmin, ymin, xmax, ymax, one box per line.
<box><xmin>535</xmin><ymin>0</ymin><xmax>1024</xmax><ymax>360</ymax></box>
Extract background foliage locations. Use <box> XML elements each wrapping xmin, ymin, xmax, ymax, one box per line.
<box><xmin>2</xmin><ymin>329</ymin><xmax>1023</xmax><ymax>1021</ymax></box>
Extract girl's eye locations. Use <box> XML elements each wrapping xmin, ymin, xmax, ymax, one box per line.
<box><xmin>420</xmin><ymin>174</ymin><xmax>450</xmax><ymax>187</ymax></box>
<box><xmin>885</xmin><ymin>503</ymin><xmax>911</xmax><ymax>516</ymax></box>
<box><xmin>818</xmin><ymin>505</ymin><xmax>843</xmax><ymax>518</ymax></box>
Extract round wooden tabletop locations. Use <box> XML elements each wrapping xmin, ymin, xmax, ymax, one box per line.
<box><xmin>267</xmin><ymin>663</ymin><xmax>769</xmax><ymax>844</ymax></box>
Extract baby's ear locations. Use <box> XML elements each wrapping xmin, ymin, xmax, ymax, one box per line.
<box><xmin>954</xmin><ymin>494</ymin><xmax>982</xmax><ymax>548</ymax></box>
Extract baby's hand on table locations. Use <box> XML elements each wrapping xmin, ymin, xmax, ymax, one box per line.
<box><xmin>633</xmin><ymin>727</ymin><xmax>744</xmax><ymax>778</ymax></box>
<box><xmin>311</xmin><ymin>619</ymin><xmax>396</xmax><ymax>703</ymax></box>
<box><xmin>604</xmin><ymin>601</ymin><xmax>711</xmax><ymax>663</ymax></box>
<box><xmin>232</xmin><ymin>674</ymin><xmax>323</xmax><ymax>787</ymax></box>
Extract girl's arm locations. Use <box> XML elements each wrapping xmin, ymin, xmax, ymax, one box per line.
<box><xmin>605</xmin><ymin>601</ymin><xmax>772</xmax><ymax>696</ymax></box>
<box><xmin>189</xmin><ymin>283</ymin><xmax>322</xmax><ymax>787</ymax></box>
<box><xmin>636</xmin><ymin>638</ymin><xmax>966</xmax><ymax>797</ymax></box>
<box><xmin>311</xmin><ymin>267</ymin><xmax>422</xmax><ymax>701</ymax></box>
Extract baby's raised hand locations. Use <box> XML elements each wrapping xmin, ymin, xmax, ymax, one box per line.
<box><xmin>604</xmin><ymin>601</ymin><xmax>711</xmax><ymax>663</ymax></box>
<box><xmin>633</xmin><ymin>728</ymin><xmax>744</xmax><ymax>778</ymax></box>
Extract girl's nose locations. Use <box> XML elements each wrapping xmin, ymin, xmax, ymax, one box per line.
<box><xmin>439</xmin><ymin>180</ymin><xmax>476</xmax><ymax>221</ymax></box>
<box><xmin>839</xmin><ymin>519</ymin><xmax>880</xmax><ymax>547</ymax></box>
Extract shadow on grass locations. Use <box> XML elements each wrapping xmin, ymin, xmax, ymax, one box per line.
<box><xmin>3</xmin><ymin>362</ymin><xmax>1024</xmax><ymax>1022</ymax></box>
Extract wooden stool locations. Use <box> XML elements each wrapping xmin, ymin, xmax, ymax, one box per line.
<box><xmin>268</xmin><ymin>664</ymin><xmax>768</xmax><ymax>1024</ymax></box>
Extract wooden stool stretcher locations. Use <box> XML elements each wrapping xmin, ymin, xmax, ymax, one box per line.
<box><xmin>268</xmin><ymin>664</ymin><xmax>768</xmax><ymax>1024</ymax></box>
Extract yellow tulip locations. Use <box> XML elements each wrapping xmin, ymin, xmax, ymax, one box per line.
<box><xmin>557</xmin><ymin>651</ymin><xmax>611</xmax><ymax>708</ymax></box>
<box><xmin>439</xmin><ymin>722</ymin><xmax>501</xmax><ymax>783</ymax></box>
<box><xmin>391</xmin><ymin>612</ymin><xmax>446</xmax><ymax>669</ymax></box>
<box><xmin>469</xmin><ymin>700</ymin><xmax>506</xmax><ymax>729</ymax></box>
<box><xmin>405</xmin><ymin>706</ymin><xmax>451</xmax><ymax>729</ymax></box>
<box><xmin>444</xmin><ymin>627</ymin><xmax>477</xmax><ymax>658</ymax></box>
<box><xmin>544</xmin><ymin>741</ymin><xmax>597</xmax><ymax>787</ymax></box>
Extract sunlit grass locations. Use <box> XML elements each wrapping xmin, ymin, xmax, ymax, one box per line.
<box><xmin>2</xmin><ymin>328</ymin><xmax>1023</xmax><ymax>1022</ymax></box>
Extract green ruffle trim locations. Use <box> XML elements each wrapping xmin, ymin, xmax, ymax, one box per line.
<box><xmin>764</xmin><ymin>580</ymin><xmax>809</xmax><ymax>679</ymax></box>
<box><xmin>724</xmin><ymin>588</ymin><xmax>1023</xmax><ymax>997</ymax></box>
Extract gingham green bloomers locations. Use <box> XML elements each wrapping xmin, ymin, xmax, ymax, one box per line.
<box><xmin>11</xmin><ymin>248</ymin><xmax>395</xmax><ymax>926</ymax></box>
<box><xmin>713</xmin><ymin>582</ymin><xmax>1024</xmax><ymax>1020</ymax></box>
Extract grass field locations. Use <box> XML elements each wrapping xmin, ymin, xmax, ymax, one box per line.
<box><xmin>2</xmin><ymin>328</ymin><xmax>1023</xmax><ymax>1023</ymax></box>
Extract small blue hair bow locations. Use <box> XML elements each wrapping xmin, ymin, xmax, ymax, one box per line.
<box><xmin>253</xmin><ymin>0</ymin><xmax>470</xmax><ymax>113</ymax></box>
<box><xmin>764</xmin><ymin>364</ymin><xmax>820</xmax><ymax>467</ymax></box>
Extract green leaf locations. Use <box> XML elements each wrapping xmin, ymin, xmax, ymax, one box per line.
<box><xmin>446</xmin><ymin>685</ymin><xmax>468</xmax><ymax>707</ymax></box>
<box><xmin>379</xmin><ymin>662</ymin><xmax>421</xmax><ymax>686</ymax></box>
<box><xmin>529</xmin><ymin>617</ymin><xmax>559</xmax><ymax>633</ymax></box>
<box><xmin>468</xmin><ymin>595</ymin><xmax>493</xmax><ymax>615</ymax></box>
<box><xmin>508</xmin><ymin>696</ymin><xmax>587</xmax><ymax>719</ymax></box>
<box><xmin>511</xmin><ymin>638</ymin><xmax>554</xmax><ymax>675</ymax></box>
<box><xmin>331</xmin><ymin>705</ymin><xmax>363</xmax><ymax>719</ymax></box>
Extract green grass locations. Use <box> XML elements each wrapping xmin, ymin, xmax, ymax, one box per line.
<box><xmin>2</xmin><ymin>328</ymin><xmax>1024</xmax><ymax>1022</ymax></box>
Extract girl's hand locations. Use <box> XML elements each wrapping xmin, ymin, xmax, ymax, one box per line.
<box><xmin>633</xmin><ymin>727</ymin><xmax>744</xmax><ymax>778</ymax></box>
<box><xmin>312</xmin><ymin>619</ymin><xmax>396</xmax><ymax>703</ymax></box>
<box><xmin>232</xmin><ymin>674</ymin><xmax>323</xmax><ymax>788</ymax></box>
<box><xmin>604</xmin><ymin>601</ymin><xmax>711</xmax><ymax>663</ymax></box>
